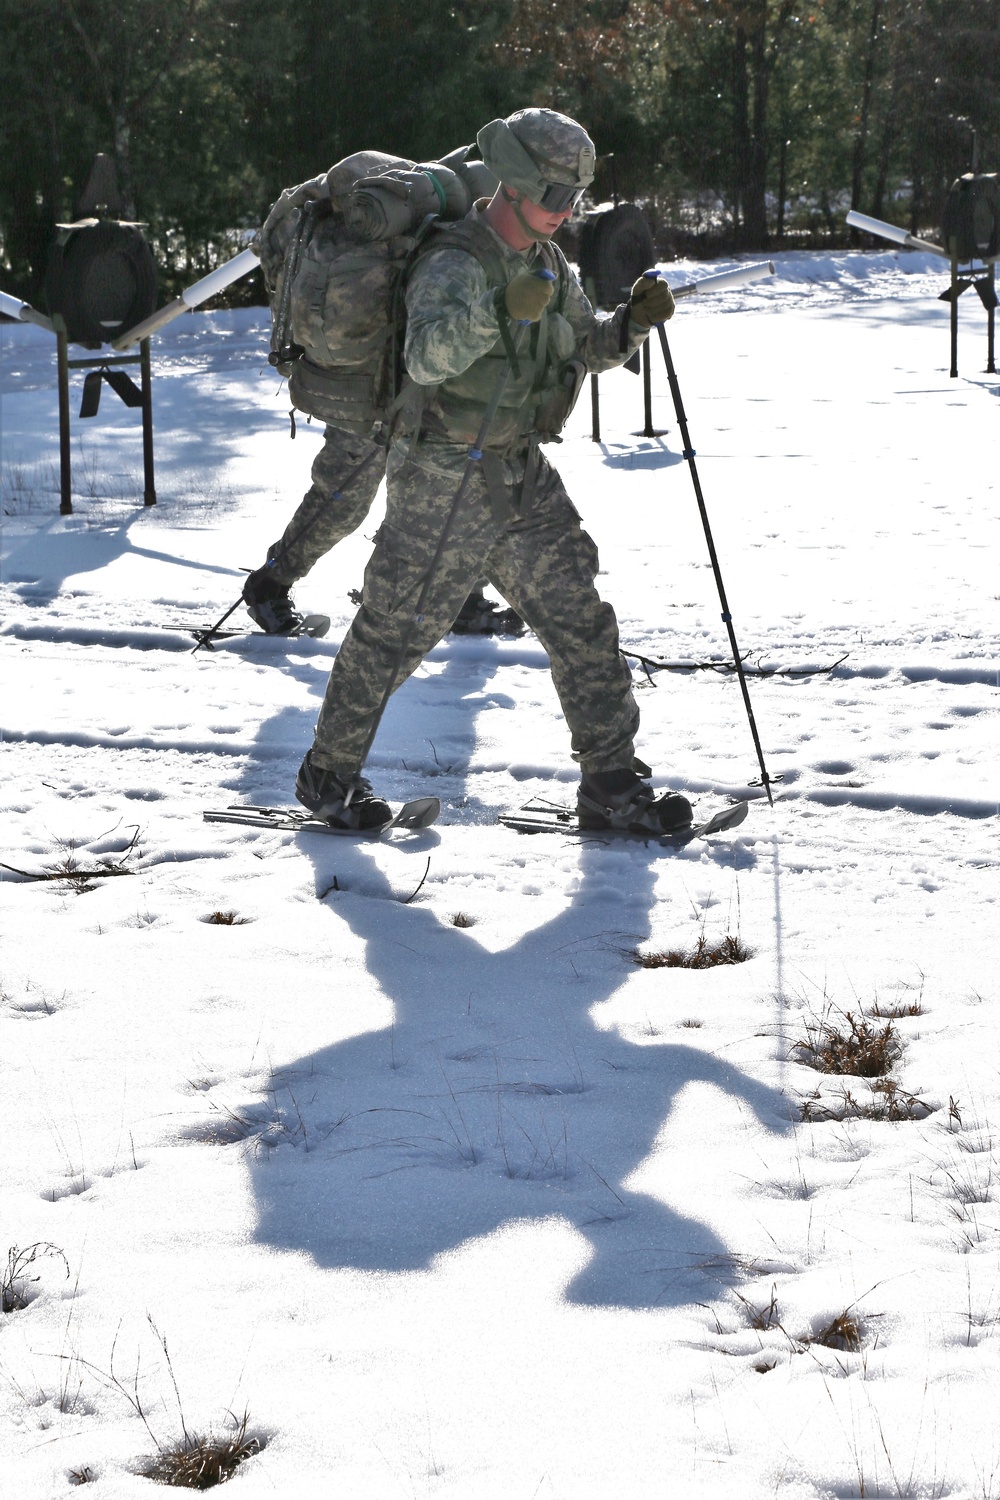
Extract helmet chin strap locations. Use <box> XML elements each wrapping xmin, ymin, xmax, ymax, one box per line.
<box><xmin>502</xmin><ymin>185</ymin><xmax>552</xmax><ymax>242</ymax></box>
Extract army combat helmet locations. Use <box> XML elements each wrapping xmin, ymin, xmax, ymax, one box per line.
<box><xmin>477</xmin><ymin>108</ymin><xmax>596</xmax><ymax>238</ymax></box>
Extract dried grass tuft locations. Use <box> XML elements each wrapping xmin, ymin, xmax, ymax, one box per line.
<box><xmin>868</xmin><ymin>999</ymin><xmax>924</xmax><ymax>1019</ymax></box>
<box><xmin>2</xmin><ymin>1241</ymin><xmax>69</xmax><ymax>1313</ymax></box>
<box><xmin>142</xmin><ymin>1413</ymin><xmax>262</xmax><ymax>1488</ymax></box>
<box><xmin>800</xmin><ymin>1079</ymin><xmax>934</xmax><ymax>1123</ymax></box>
<box><xmin>735</xmin><ymin>1284</ymin><xmax>780</xmax><ymax>1331</ymax></box>
<box><xmin>807</xmin><ymin>1310</ymin><xmax>864</xmax><ymax>1352</ymax></box>
<box><xmin>795</xmin><ymin>1011</ymin><xmax>901</xmax><ymax>1078</ymax></box>
<box><xmin>450</xmin><ymin>912</ymin><xmax>475</xmax><ymax>928</ymax></box>
<box><xmin>632</xmin><ymin>934</ymin><xmax>753</xmax><ymax>970</ymax></box>
<box><xmin>202</xmin><ymin>911</ymin><xmax>249</xmax><ymax>926</ymax></box>
<box><xmin>68</xmin><ymin>1468</ymin><xmax>96</xmax><ymax>1486</ymax></box>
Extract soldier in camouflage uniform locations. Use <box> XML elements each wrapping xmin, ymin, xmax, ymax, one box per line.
<box><xmin>241</xmin><ymin>425</ymin><xmax>384</xmax><ymax>633</ymax></box>
<box><xmin>295</xmin><ymin>107</ymin><xmax>694</xmax><ymax>835</ymax></box>
<box><xmin>242</xmin><ymin>144</ymin><xmax>520</xmax><ymax>639</ymax></box>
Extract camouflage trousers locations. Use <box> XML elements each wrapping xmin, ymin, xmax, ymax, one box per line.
<box><xmin>265</xmin><ymin>425</ymin><xmax>386</xmax><ymax>585</ymax></box>
<box><xmin>310</xmin><ymin>440</ymin><xmax>639</xmax><ymax>778</ymax></box>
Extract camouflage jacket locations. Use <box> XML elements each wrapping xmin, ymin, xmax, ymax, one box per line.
<box><xmin>402</xmin><ymin>205</ymin><xmax>647</xmax><ymax>452</ymax></box>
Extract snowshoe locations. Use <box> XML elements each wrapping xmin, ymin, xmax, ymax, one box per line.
<box><xmin>294</xmin><ymin>754</ymin><xmax>394</xmax><ymax>832</ymax></box>
<box><xmin>577</xmin><ymin>768</ymin><xmax>694</xmax><ymax>835</ymax></box>
<box><xmin>204</xmin><ymin>798</ymin><xmax>440</xmax><ymax>837</ymax></box>
<box><xmin>499</xmin><ymin>796</ymin><xmax>748</xmax><ymax>842</ymax></box>
<box><xmin>243</xmin><ymin>566</ymin><xmax>326</xmax><ymax>637</ymax></box>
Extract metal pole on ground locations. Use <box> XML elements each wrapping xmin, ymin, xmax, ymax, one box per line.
<box><xmin>647</xmin><ymin>283</ymin><xmax>777</xmax><ymax>804</ymax></box>
<box><xmin>950</xmin><ymin>240</ymin><xmax>960</xmax><ymax>378</ymax></box>
<box><xmin>140</xmin><ymin>338</ymin><xmax>156</xmax><ymax>504</ymax></box>
<box><xmin>55</xmin><ymin>321</ymin><xmax>73</xmax><ymax>515</ymax></box>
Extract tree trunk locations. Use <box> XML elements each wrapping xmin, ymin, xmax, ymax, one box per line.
<box><xmin>851</xmin><ymin>0</ymin><xmax>883</xmax><ymax>217</ymax></box>
<box><xmin>731</xmin><ymin>21</ymin><xmax>751</xmax><ymax>243</ymax></box>
<box><xmin>730</xmin><ymin>0</ymin><xmax>790</xmax><ymax>250</ymax></box>
<box><xmin>744</xmin><ymin>11</ymin><xmax>771</xmax><ymax>246</ymax></box>
<box><xmin>909</xmin><ymin>167</ymin><xmax>924</xmax><ymax>236</ymax></box>
<box><xmin>114</xmin><ymin>112</ymin><xmax>136</xmax><ymax>221</ymax></box>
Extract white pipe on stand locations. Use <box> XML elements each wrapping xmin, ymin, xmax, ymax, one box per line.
<box><xmin>112</xmin><ymin>246</ymin><xmax>261</xmax><ymax>350</ymax></box>
<box><xmin>846</xmin><ymin>210</ymin><xmax>947</xmax><ymax>258</ymax></box>
<box><xmin>0</xmin><ymin>288</ymin><xmax>56</xmax><ymax>333</ymax></box>
<box><xmin>669</xmin><ymin>260</ymin><xmax>776</xmax><ymax>298</ymax></box>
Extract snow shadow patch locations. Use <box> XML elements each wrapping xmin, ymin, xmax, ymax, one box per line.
<box><xmin>249</xmin><ymin>839</ymin><xmax>786</xmax><ymax>1310</ymax></box>
<box><xmin>597</xmin><ymin>440</ymin><xmax>682</xmax><ymax>471</ymax></box>
<box><xmin>3</xmin><ymin>516</ymin><xmax>242</xmax><ymax>597</ymax></box>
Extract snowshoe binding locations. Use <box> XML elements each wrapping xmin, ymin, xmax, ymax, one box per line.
<box><xmin>295</xmin><ymin>754</ymin><xmax>394</xmax><ymax>832</ymax></box>
<box><xmin>243</xmin><ymin>566</ymin><xmax>328</xmax><ymax>638</ymax></box>
<box><xmin>577</xmin><ymin>768</ymin><xmax>694</xmax><ymax>836</ymax></box>
<box><xmin>450</xmin><ymin>591</ymin><xmax>525</xmax><ymax>638</ymax></box>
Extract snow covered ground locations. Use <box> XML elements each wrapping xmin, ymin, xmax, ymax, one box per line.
<box><xmin>1</xmin><ymin>249</ymin><xmax>998</xmax><ymax>1498</ymax></box>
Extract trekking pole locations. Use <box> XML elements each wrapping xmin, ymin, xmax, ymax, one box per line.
<box><xmin>645</xmin><ymin>272</ymin><xmax>778</xmax><ymax>805</ymax></box>
<box><xmin>191</xmin><ymin>444</ymin><xmax>386</xmax><ymax>653</ymax></box>
<box><xmin>344</xmin><ymin>269</ymin><xmax>556</xmax><ymax>801</ymax></box>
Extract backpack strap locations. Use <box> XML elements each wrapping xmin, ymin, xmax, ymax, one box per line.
<box><xmin>425</xmin><ymin>217</ymin><xmax>510</xmax><ymax>291</ymax></box>
<box><xmin>270</xmin><ymin>199</ymin><xmax>322</xmax><ymax>368</ymax></box>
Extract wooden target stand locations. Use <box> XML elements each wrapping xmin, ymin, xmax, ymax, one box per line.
<box><xmin>940</xmin><ymin>247</ymin><xmax>997</xmax><ymax>378</ymax></box>
<box><xmin>54</xmin><ymin>315</ymin><xmax>155</xmax><ymax>516</ymax></box>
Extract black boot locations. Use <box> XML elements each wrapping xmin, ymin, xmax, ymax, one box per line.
<box><xmin>295</xmin><ymin>754</ymin><xmax>392</xmax><ymax>831</ymax></box>
<box><xmin>243</xmin><ymin>566</ymin><xmax>306</xmax><ymax>635</ymax></box>
<box><xmin>577</xmin><ymin>767</ymin><xmax>693</xmax><ymax>835</ymax></box>
<box><xmin>450</xmin><ymin>591</ymin><xmax>525</xmax><ymax>637</ymax></box>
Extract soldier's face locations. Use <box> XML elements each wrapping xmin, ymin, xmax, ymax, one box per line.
<box><xmin>517</xmin><ymin>194</ymin><xmax>575</xmax><ymax>237</ymax></box>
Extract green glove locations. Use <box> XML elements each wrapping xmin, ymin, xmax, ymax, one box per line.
<box><xmin>503</xmin><ymin>271</ymin><xmax>556</xmax><ymax>323</ymax></box>
<box><xmin>629</xmin><ymin>273</ymin><xmax>675</xmax><ymax>328</ymax></box>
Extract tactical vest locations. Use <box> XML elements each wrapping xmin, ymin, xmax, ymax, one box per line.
<box><xmin>410</xmin><ymin>218</ymin><xmax>587</xmax><ymax>452</ymax></box>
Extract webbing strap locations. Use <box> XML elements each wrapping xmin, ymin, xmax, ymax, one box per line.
<box><xmin>480</xmin><ymin>452</ymin><xmax>514</xmax><ymax>526</ymax></box>
<box><xmin>494</xmin><ymin>296</ymin><xmax>522</xmax><ymax>380</ymax></box>
<box><xmin>520</xmin><ymin>435</ymin><xmax>541</xmax><ymax>517</ymax></box>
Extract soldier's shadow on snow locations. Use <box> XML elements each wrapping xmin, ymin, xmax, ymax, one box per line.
<box><xmin>250</xmin><ymin>829</ymin><xmax>780</xmax><ymax>1310</ymax></box>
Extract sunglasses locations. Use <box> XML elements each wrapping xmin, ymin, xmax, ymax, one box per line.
<box><xmin>534</xmin><ymin>180</ymin><xmax>588</xmax><ymax>213</ymax></box>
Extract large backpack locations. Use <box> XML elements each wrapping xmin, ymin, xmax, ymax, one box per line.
<box><xmin>255</xmin><ymin>147</ymin><xmax>496</xmax><ymax>434</ymax></box>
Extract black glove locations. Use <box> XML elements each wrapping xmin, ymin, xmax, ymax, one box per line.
<box><xmin>629</xmin><ymin>273</ymin><xmax>675</xmax><ymax>328</ymax></box>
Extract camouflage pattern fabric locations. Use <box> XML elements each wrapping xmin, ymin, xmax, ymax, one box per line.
<box><xmin>310</xmin><ymin>444</ymin><xmax>639</xmax><ymax>777</ymax></box>
<box><xmin>405</xmin><ymin>206</ymin><xmax>646</xmax><ymax>449</ymax></box>
<box><xmin>306</xmin><ymin>200</ymin><xmax>651</xmax><ymax>781</ymax></box>
<box><xmin>477</xmin><ymin>109</ymin><xmax>596</xmax><ymax>200</ymax></box>
<box><xmin>265</xmin><ymin>426</ymin><xmax>385</xmax><ymax>585</ymax></box>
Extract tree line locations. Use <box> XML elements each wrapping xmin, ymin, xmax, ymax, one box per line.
<box><xmin>1</xmin><ymin>0</ymin><xmax>998</xmax><ymax>302</ymax></box>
